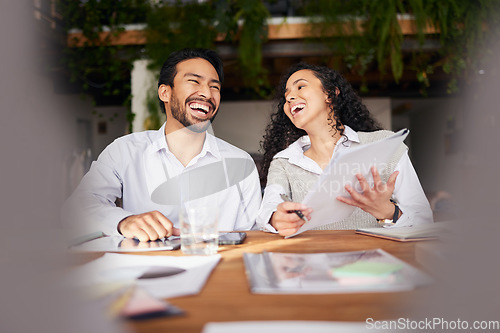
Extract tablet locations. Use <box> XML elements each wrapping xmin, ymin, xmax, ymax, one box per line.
<box><xmin>70</xmin><ymin>235</ymin><xmax>181</xmax><ymax>252</ymax></box>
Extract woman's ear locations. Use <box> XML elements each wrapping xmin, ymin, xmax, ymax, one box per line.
<box><xmin>158</xmin><ymin>84</ymin><xmax>171</xmax><ymax>104</ymax></box>
<box><xmin>326</xmin><ymin>88</ymin><xmax>340</xmax><ymax>104</ymax></box>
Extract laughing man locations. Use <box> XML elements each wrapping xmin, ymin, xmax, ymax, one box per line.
<box><xmin>63</xmin><ymin>48</ymin><xmax>262</xmax><ymax>241</ymax></box>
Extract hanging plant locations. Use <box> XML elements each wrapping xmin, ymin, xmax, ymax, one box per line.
<box><xmin>144</xmin><ymin>0</ymin><xmax>271</xmax><ymax>97</ymax></box>
<box><xmin>304</xmin><ymin>0</ymin><xmax>500</xmax><ymax>93</ymax></box>
<box><xmin>59</xmin><ymin>0</ymin><xmax>149</xmax><ymax>132</ymax></box>
<box><xmin>234</xmin><ymin>0</ymin><xmax>271</xmax><ymax>97</ymax></box>
<box><xmin>144</xmin><ymin>1</ymin><xmax>219</xmax><ymax>70</ymax></box>
<box><xmin>144</xmin><ymin>87</ymin><xmax>163</xmax><ymax>130</ymax></box>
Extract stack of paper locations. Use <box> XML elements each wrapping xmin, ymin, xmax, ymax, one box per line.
<box><xmin>67</xmin><ymin>253</ymin><xmax>220</xmax><ymax>318</ymax></box>
<box><xmin>70</xmin><ymin>253</ymin><xmax>220</xmax><ymax>298</ymax></box>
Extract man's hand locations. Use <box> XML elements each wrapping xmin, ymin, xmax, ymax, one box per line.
<box><xmin>270</xmin><ymin>201</ymin><xmax>312</xmax><ymax>237</ymax></box>
<box><xmin>118</xmin><ymin>211</ymin><xmax>180</xmax><ymax>241</ymax></box>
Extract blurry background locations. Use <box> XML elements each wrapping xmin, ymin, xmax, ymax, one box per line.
<box><xmin>35</xmin><ymin>0</ymin><xmax>499</xmax><ymax>220</ymax></box>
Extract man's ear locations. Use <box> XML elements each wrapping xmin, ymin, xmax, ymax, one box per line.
<box><xmin>158</xmin><ymin>84</ymin><xmax>171</xmax><ymax>104</ymax></box>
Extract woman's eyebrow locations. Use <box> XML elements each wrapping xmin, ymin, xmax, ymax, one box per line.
<box><xmin>285</xmin><ymin>78</ymin><xmax>309</xmax><ymax>93</ymax></box>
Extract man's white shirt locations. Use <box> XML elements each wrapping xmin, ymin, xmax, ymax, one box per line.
<box><xmin>63</xmin><ymin>123</ymin><xmax>262</xmax><ymax>236</ymax></box>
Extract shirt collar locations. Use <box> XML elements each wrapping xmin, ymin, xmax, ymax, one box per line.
<box><xmin>150</xmin><ymin>122</ymin><xmax>222</xmax><ymax>160</ymax></box>
<box><xmin>151</xmin><ymin>122</ymin><xmax>169</xmax><ymax>152</ymax></box>
<box><xmin>201</xmin><ymin>130</ymin><xmax>222</xmax><ymax>160</ymax></box>
<box><xmin>273</xmin><ymin>125</ymin><xmax>360</xmax><ymax>173</ymax></box>
<box><xmin>343</xmin><ymin>125</ymin><xmax>360</xmax><ymax>143</ymax></box>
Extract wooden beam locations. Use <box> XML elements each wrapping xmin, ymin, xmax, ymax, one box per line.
<box><xmin>67</xmin><ymin>17</ymin><xmax>439</xmax><ymax>48</ymax></box>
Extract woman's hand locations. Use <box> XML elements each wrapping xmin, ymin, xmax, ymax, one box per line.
<box><xmin>336</xmin><ymin>166</ymin><xmax>400</xmax><ymax>220</ymax></box>
<box><xmin>270</xmin><ymin>201</ymin><xmax>312</xmax><ymax>237</ymax></box>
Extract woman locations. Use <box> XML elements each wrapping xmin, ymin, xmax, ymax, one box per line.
<box><xmin>257</xmin><ymin>63</ymin><xmax>433</xmax><ymax>236</ymax></box>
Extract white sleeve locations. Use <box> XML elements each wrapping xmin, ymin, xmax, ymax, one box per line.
<box><xmin>61</xmin><ymin>142</ymin><xmax>134</xmax><ymax>237</ymax></box>
<box><xmin>387</xmin><ymin>150</ymin><xmax>434</xmax><ymax>227</ymax></box>
<box><xmin>257</xmin><ymin>184</ymin><xmax>285</xmax><ymax>233</ymax></box>
<box><xmin>256</xmin><ymin>159</ymin><xmax>290</xmax><ymax>233</ymax></box>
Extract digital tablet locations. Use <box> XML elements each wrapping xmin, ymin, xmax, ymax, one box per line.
<box><xmin>70</xmin><ymin>235</ymin><xmax>181</xmax><ymax>252</ymax></box>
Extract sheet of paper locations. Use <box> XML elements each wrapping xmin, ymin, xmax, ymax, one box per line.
<box><xmin>287</xmin><ymin>129</ymin><xmax>409</xmax><ymax>238</ymax></box>
<box><xmin>68</xmin><ymin>253</ymin><xmax>220</xmax><ymax>299</ymax></box>
<box><xmin>203</xmin><ymin>321</ymin><xmax>371</xmax><ymax>333</ymax></box>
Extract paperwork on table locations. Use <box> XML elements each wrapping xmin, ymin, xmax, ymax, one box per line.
<box><xmin>286</xmin><ymin>129</ymin><xmax>409</xmax><ymax>238</ymax></box>
<box><xmin>68</xmin><ymin>253</ymin><xmax>220</xmax><ymax>299</ymax></box>
<box><xmin>203</xmin><ymin>321</ymin><xmax>372</xmax><ymax>333</ymax></box>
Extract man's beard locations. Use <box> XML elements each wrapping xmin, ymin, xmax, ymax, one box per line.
<box><xmin>170</xmin><ymin>92</ymin><xmax>217</xmax><ymax>133</ymax></box>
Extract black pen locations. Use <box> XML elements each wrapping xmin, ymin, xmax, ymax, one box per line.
<box><xmin>280</xmin><ymin>193</ymin><xmax>310</xmax><ymax>223</ymax></box>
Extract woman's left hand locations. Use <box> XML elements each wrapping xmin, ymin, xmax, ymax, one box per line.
<box><xmin>336</xmin><ymin>166</ymin><xmax>399</xmax><ymax>220</ymax></box>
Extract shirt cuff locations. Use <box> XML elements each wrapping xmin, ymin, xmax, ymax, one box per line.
<box><xmin>96</xmin><ymin>208</ymin><xmax>134</xmax><ymax>236</ymax></box>
<box><xmin>256</xmin><ymin>207</ymin><xmax>279</xmax><ymax>233</ymax></box>
<box><xmin>262</xmin><ymin>222</ymin><xmax>278</xmax><ymax>233</ymax></box>
<box><xmin>383</xmin><ymin>203</ymin><xmax>432</xmax><ymax>228</ymax></box>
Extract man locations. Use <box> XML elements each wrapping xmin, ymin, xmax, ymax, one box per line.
<box><xmin>63</xmin><ymin>48</ymin><xmax>262</xmax><ymax>241</ymax></box>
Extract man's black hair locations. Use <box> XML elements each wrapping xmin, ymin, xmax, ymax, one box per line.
<box><xmin>157</xmin><ymin>48</ymin><xmax>224</xmax><ymax>114</ymax></box>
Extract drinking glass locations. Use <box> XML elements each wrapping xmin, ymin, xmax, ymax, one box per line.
<box><xmin>179</xmin><ymin>206</ymin><xmax>219</xmax><ymax>255</ymax></box>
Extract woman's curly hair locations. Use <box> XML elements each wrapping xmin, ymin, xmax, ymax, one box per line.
<box><xmin>260</xmin><ymin>63</ymin><xmax>382</xmax><ymax>185</ymax></box>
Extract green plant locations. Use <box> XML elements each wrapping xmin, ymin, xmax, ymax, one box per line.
<box><xmin>304</xmin><ymin>0</ymin><xmax>500</xmax><ymax>93</ymax></box>
<box><xmin>144</xmin><ymin>88</ymin><xmax>163</xmax><ymax>130</ymax></box>
<box><xmin>60</xmin><ymin>0</ymin><xmax>148</xmax><ymax>96</ymax></box>
<box><xmin>60</xmin><ymin>0</ymin><xmax>273</xmax><ymax>131</ymax></box>
<box><xmin>61</xmin><ymin>0</ymin><xmax>500</xmax><ymax>128</ymax></box>
<box><xmin>144</xmin><ymin>0</ymin><xmax>271</xmax><ymax>97</ymax></box>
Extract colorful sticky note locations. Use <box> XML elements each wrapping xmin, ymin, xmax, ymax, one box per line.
<box><xmin>332</xmin><ymin>261</ymin><xmax>403</xmax><ymax>278</ymax></box>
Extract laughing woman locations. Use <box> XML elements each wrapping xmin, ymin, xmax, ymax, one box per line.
<box><xmin>257</xmin><ymin>63</ymin><xmax>433</xmax><ymax>236</ymax></box>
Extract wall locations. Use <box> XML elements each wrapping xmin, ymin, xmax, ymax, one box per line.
<box><xmin>213</xmin><ymin>98</ymin><xmax>392</xmax><ymax>154</ymax></box>
<box><xmin>56</xmin><ymin>96</ymin><xmax>128</xmax><ymax>197</ymax></box>
<box><xmin>212</xmin><ymin>100</ymin><xmax>274</xmax><ymax>153</ymax></box>
<box><xmin>392</xmin><ymin>97</ymin><xmax>464</xmax><ymax>195</ymax></box>
<box><xmin>91</xmin><ymin>106</ymin><xmax>128</xmax><ymax>158</ymax></box>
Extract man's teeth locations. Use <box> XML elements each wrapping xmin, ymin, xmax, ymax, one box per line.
<box><xmin>190</xmin><ymin>103</ymin><xmax>209</xmax><ymax>113</ymax></box>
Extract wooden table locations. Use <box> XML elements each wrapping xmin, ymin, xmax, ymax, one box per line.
<box><xmin>118</xmin><ymin>230</ymin><xmax>426</xmax><ymax>333</ymax></box>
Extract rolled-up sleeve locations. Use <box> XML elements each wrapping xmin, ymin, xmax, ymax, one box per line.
<box><xmin>387</xmin><ymin>150</ymin><xmax>434</xmax><ymax>228</ymax></box>
<box><xmin>256</xmin><ymin>159</ymin><xmax>290</xmax><ymax>232</ymax></box>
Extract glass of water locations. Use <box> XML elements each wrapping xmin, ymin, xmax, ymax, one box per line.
<box><xmin>179</xmin><ymin>205</ymin><xmax>219</xmax><ymax>255</ymax></box>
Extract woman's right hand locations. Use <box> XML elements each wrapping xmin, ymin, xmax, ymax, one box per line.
<box><xmin>270</xmin><ymin>201</ymin><xmax>312</xmax><ymax>237</ymax></box>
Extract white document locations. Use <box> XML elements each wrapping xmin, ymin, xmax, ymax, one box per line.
<box><xmin>203</xmin><ymin>321</ymin><xmax>371</xmax><ymax>333</ymax></box>
<box><xmin>287</xmin><ymin>129</ymin><xmax>409</xmax><ymax>238</ymax></box>
<box><xmin>68</xmin><ymin>253</ymin><xmax>220</xmax><ymax>299</ymax></box>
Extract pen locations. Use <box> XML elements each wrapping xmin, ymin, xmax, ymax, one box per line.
<box><xmin>280</xmin><ymin>193</ymin><xmax>310</xmax><ymax>223</ymax></box>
